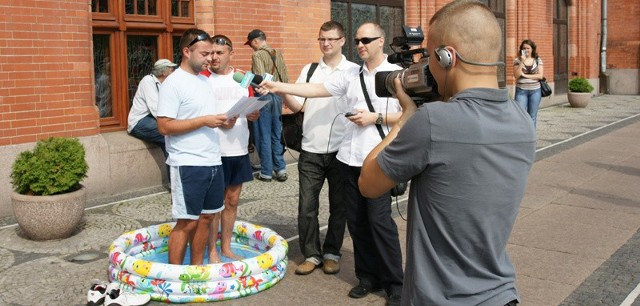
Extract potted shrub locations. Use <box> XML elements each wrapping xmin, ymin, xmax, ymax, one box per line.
<box><xmin>567</xmin><ymin>77</ymin><xmax>594</xmax><ymax>108</ymax></box>
<box><xmin>10</xmin><ymin>137</ymin><xmax>89</xmax><ymax>240</ymax></box>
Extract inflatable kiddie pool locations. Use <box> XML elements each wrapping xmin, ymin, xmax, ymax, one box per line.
<box><xmin>108</xmin><ymin>221</ymin><xmax>288</xmax><ymax>303</ymax></box>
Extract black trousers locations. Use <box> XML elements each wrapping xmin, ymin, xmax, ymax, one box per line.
<box><xmin>340</xmin><ymin>161</ymin><xmax>403</xmax><ymax>295</ymax></box>
<box><xmin>297</xmin><ymin>151</ymin><xmax>346</xmax><ymax>261</ymax></box>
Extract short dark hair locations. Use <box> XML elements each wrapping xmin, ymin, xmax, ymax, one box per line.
<box><xmin>320</xmin><ymin>21</ymin><xmax>346</xmax><ymax>38</ymax></box>
<box><xmin>179</xmin><ymin>28</ymin><xmax>211</xmax><ymax>50</ymax></box>
<box><xmin>212</xmin><ymin>34</ymin><xmax>233</xmax><ymax>51</ymax></box>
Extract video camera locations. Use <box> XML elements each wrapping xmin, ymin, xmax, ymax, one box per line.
<box><xmin>375</xmin><ymin>26</ymin><xmax>438</xmax><ymax>104</ymax></box>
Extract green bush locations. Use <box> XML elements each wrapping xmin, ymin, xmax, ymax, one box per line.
<box><xmin>11</xmin><ymin>137</ymin><xmax>88</xmax><ymax>196</ymax></box>
<box><xmin>568</xmin><ymin>77</ymin><xmax>594</xmax><ymax>93</ymax></box>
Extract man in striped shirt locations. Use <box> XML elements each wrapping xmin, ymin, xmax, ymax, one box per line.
<box><xmin>245</xmin><ymin>29</ymin><xmax>290</xmax><ymax>182</ymax></box>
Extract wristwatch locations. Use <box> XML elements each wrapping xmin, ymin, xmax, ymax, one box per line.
<box><xmin>376</xmin><ymin>113</ymin><xmax>383</xmax><ymax>125</ymax></box>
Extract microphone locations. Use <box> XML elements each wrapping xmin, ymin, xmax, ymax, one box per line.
<box><xmin>232</xmin><ymin>71</ymin><xmax>273</xmax><ymax>88</ymax></box>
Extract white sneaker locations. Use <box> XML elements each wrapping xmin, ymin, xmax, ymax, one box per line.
<box><xmin>87</xmin><ymin>281</ymin><xmax>108</xmax><ymax>306</ymax></box>
<box><xmin>104</xmin><ymin>283</ymin><xmax>151</xmax><ymax>306</ymax></box>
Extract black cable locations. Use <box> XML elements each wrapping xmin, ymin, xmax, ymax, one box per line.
<box><xmin>325</xmin><ymin>112</ymin><xmax>344</xmax><ymax>154</ymax></box>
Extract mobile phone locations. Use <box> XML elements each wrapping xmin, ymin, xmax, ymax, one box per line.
<box><xmin>345</xmin><ymin>112</ymin><xmax>357</xmax><ymax>117</ymax></box>
<box><xmin>521</xmin><ymin>50</ymin><xmax>528</xmax><ymax>57</ymax></box>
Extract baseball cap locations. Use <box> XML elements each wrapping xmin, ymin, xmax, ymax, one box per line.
<box><xmin>154</xmin><ymin>59</ymin><xmax>178</xmax><ymax>69</ymax></box>
<box><xmin>244</xmin><ymin>29</ymin><xmax>265</xmax><ymax>45</ymax></box>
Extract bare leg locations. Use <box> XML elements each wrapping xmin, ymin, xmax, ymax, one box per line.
<box><xmin>208</xmin><ymin>213</ymin><xmax>222</xmax><ymax>264</ymax></box>
<box><xmin>190</xmin><ymin>213</ymin><xmax>215</xmax><ymax>265</ymax></box>
<box><xmin>221</xmin><ymin>184</ymin><xmax>243</xmax><ymax>260</ymax></box>
<box><xmin>168</xmin><ymin>219</ymin><xmax>197</xmax><ymax>265</ymax></box>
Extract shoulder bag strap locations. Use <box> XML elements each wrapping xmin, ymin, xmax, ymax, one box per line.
<box><xmin>267</xmin><ymin>49</ymin><xmax>283</xmax><ymax>81</ymax></box>
<box><xmin>298</xmin><ymin>62</ymin><xmax>319</xmax><ymax>110</ymax></box>
<box><xmin>306</xmin><ymin>62</ymin><xmax>319</xmax><ymax>82</ymax></box>
<box><xmin>359</xmin><ymin>67</ymin><xmax>386</xmax><ymax>140</ymax></box>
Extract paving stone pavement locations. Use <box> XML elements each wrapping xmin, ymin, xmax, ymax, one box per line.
<box><xmin>0</xmin><ymin>94</ymin><xmax>639</xmax><ymax>306</ymax></box>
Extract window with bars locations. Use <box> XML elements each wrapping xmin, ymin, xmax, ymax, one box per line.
<box><xmin>331</xmin><ymin>0</ymin><xmax>404</xmax><ymax>65</ymax></box>
<box><xmin>90</xmin><ymin>0</ymin><xmax>194</xmax><ymax>130</ymax></box>
<box><xmin>125</xmin><ymin>0</ymin><xmax>157</xmax><ymax>15</ymax></box>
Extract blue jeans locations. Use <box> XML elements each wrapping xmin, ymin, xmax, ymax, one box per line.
<box><xmin>252</xmin><ymin>93</ymin><xmax>286</xmax><ymax>178</ymax></box>
<box><xmin>129</xmin><ymin>114</ymin><xmax>169</xmax><ymax>180</ymax></box>
<box><xmin>297</xmin><ymin>151</ymin><xmax>346</xmax><ymax>262</ymax></box>
<box><xmin>515</xmin><ymin>87</ymin><xmax>542</xmax><ymax>127</ymax></box>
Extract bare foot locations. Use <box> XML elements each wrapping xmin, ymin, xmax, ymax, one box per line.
<box><xmin>208</xmin><ymin>252</ymin><xmax>221</xmax><ymax>264</ymax></box>
<box><xmin>221</xmin><ymin>251</ymin><xmax>243</xmax><ymax>261</ymax></box>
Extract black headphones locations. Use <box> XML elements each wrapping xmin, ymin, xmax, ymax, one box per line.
<box><xmin>434</xmin><ymin>46</ymin><xmax>505</xmax><ymax>69</ymax></box>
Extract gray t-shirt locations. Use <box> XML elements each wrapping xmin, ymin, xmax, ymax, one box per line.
<box><xmin>378</xmin><ymin>88</ymin><xmax>536</xmax><ymax>306</ymax></box>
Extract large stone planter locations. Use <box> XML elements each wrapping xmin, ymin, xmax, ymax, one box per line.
<box><xmin>567</xmin><ymin>92</ymin><xmax>591</xmax><ymax>108</ymax></box>
<box><xmin>10</xmin><ymin>185</ymin><xmax>86</xmax><ymax>240</ymax></box>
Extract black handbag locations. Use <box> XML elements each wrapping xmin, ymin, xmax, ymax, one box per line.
<box><xmin>281</xmin><ymin>63</ymin><xmax>319</xmax><ymax>152</ymax></box>
<box><xmin>540</xmin><ymin>77</ymin><xmax>552</xmax><ymax>97</ymax></box>
<box><xmin>281</xmin><ymin>112</ymin><xmax>304</xmax><ymax>152</ymax></box>
<box><xmin>359</xmin><ymin>68</ymin><xmax>408</xmax><ymax>197</ymax></box>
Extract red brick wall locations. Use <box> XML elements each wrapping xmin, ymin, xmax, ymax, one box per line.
<box><xmin>202</xmin><ymin>0</ymin><xmax>329</xmax><ymax>80</ymax></box>
<box><xmin>568</xmin><ymin>0</ymin><xmax>602</xmax><ymax>79</ymax></box>
<box><xmin>606</xmin><ymin>1</ymin><xmax>640</xmax><ymax>69</ymax></box>
<box><xmin>0</xmin><ymin>0</ymin><xmax>99</xmax><ymax>146</ymax></box>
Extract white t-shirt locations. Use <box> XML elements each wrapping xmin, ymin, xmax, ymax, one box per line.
<box><xmin>157</xmin><ymin>68</ymin><xmax>221</xmax><ymax>166</ymax></box>
<box><xmin>127</xmin><ymin>74</ymin><xmax>160</xmax><ymax>133</ymax></box>
<box><xmin>323</xmin><ymin>57</ymin><xmax>402</xmax><ymax>166</ymax></box>
<box><xmin>293</xmin><ymin>55</ymin><xmax>359</xmax><ymax>153</ymax></box>
<box><xmin>206</xmin><ymin>69</ymin><xmax>250</xmax><ymax>157</ymax></box>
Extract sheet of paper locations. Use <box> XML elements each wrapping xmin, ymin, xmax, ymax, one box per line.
<box><xmin>225</xmin><ymin>96</ymin><xmax>270</xmax><ymax>118</ymax></box>
<box><xmin>241</xmin><ymin>96</ymin><xmax>270</xmax><ymax>115</ymax></box>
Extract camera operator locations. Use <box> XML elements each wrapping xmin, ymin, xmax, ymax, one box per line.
<box><xmin>258</xmin><ymin>22</ymin><xmax>404</xmax><ymax>306</ymax></box>
<box><xmin>359</xmin><ymin>1</ymin><xmax>536</xmax><ymax>305</ymax></box>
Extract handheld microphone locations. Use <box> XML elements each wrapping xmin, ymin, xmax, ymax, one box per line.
<box><xmin>232</xmin><ymin>71</ymin><xmax>274</xmax><ymax>88</ymax></box>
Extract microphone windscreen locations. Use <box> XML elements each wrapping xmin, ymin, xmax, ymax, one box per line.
<box><xmin>252</xmin><ymin>74</ymin><xmax>264</xmax><ymax>84</ymax></box>
<box><xmin>232</xmin><ymin>71</ymin><xmax>245</xmax><ymax>83</ymax></box>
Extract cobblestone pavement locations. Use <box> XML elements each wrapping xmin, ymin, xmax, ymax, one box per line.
<box><xmin>0</xmin><ymin>95</ymin><xmax>639</xmax><ymax>305</ymax></box>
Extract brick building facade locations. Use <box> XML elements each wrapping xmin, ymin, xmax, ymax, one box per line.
<box><xmin>0</xmin><ymin>0</ymin><xmax>637</xmax><ymax>217</ymax></box>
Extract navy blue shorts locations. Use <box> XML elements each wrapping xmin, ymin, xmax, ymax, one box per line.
<box><xmin>170</xmin><ymin>165</ymin><xmax>225</xmax><ymax>220</ymax></box>
<box><xmin>221</xmin><ymin>155</ymin><xmax>254</xmax><ymax>187</ymax></box>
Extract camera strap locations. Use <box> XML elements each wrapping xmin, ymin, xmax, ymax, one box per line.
<box><xmin>359</xmin><ymin>68</ymin><xmax>387</xmax><ymax>140</ymax></box>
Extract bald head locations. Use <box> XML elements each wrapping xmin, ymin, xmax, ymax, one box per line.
<box><xmin>358</xmin><ymin>22</ymin><xmax>386</xmax><ymax>38</ymax></box>
<box><xmin>429</xmin><ymin>0</ymin><xmax>502</xmax><ymax>63</ymax></box>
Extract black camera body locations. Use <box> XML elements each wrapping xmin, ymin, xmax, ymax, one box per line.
<box><xmin>375</xmin><ymin>26</ymin><xmax>439</xmax><ymax>104</ymax></box>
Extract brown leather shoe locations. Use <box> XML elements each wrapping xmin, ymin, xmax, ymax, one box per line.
<box><xmin>295</xmin><ymin>261</ymin><xmax>318</xmax><ymax>275</ymax></box>
<box><xmin>322</xmin><ymin>259</ymin><xmax>340</xmax><ymax>274</ymax></box>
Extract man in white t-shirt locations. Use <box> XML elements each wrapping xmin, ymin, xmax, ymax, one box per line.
<box><xmin>280</xmin><ymin>21</ymin><xmax>358</xmax><ymax>276</ymax></box>
<box><xmin>202</xmin><ymin>34</ymin><xmax>259</xmax><ymax>263</ymax></box>
<box><xmin>157</xmin><ymin>29</ymin><xmax>228</xmax><ymax>266</ymax></box>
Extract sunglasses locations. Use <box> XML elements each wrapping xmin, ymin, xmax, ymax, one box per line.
<box><xmin>317</xmin><ymin>37</ymin><xmax>343</xmax><ymax>43</ymax></box>
<box><xmin>213</xmin><ymin>37</ymin><xmax>232</xmax><ymax>48</ymax></box>
<box><xmin>187</xmin><ymin>33</ymin><xmax>211</xmax><ymax>48</ymax></box>
<box><xmin>354</xmin><ymin>36</ymin><xmax>380</xmax><ymax>45</ymax></box>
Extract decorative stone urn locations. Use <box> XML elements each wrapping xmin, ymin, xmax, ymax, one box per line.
<box><xmin>567</xmin><ymin>92</ymin><xmax>591</xmax><ymax>108</ymax></box>
<box><xmin>11</xmin><ymin>185</ymin><xmax>86</xmax><ymax>240</ymax></box>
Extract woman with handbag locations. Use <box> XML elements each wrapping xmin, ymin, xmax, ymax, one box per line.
<box><xmin>514</xmin><ymin>39</ymin><xmax>545</xmax><ymax>127</ymax></box>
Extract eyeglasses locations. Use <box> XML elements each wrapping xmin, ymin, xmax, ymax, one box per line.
<box><xmin>354</xmin><ymin>36</ymin><xmax>381</xmax><ymax>45</ymax></box>
<box><xmin>317</xmin><ymin>37</ymin><xmax>343</xmax><ymax>43</ymax></box>
<box><xmin>213</xmin><ymin>37</ymin><xmax>232</xmax><ymax>48</ymax></box>
<box><xmin>187</xmin><ymin>33</ymin><xmax>211</xmax><ymax>48</ymax></box>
